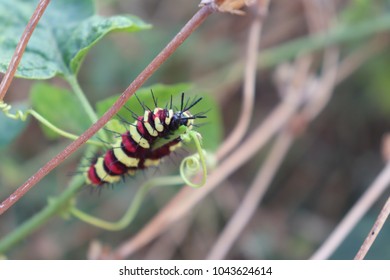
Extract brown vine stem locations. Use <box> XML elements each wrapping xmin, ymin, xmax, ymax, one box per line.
<box><xmin>0</xmin><ymin>0</ymin><xmax>51</xmax><ymax>101</ymax></box>
<box><xmin>0</xmin><ymin>5</ymin><xmax>215</xmax><ymax>216</ymax></box>
<box><xmin>354</xmin><ymin>196</ymin><xmax>390</xmax><ymax>260</ymax></box>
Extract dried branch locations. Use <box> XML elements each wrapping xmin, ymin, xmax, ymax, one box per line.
<box><xmin>354</xmin><ymin>196</ymin><xmax>390</xmax><ymax>260</ymax></box>
<box><xmin>0</xmin><ymin>0</ymin><xmax>51</xmax><ymax>100</ymax></box>
<box><xmin>217</xmin><ymin>0</ymin><xmax>270</xmax><ymax>160</ymax></box>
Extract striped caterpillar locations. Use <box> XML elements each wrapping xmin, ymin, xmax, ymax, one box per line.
<box><xmin>85</xmin><ymin>93</ymin><xmax>205</xmax><ymax>186</ymax></box>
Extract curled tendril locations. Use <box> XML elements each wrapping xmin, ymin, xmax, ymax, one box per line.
<box><xmin>180</xmin><ymin>130</ymin><xmax>208</xmax><ymax>188</ymax></box>
<box><xmin>0</xmin><ymin>100</ymin><xmax>31</xmax><ymax>121</ymax></box>
<box><xmin>0</xmin><ymin>100</ymin><xmax>103</xmax><ymax>147</ymax></box>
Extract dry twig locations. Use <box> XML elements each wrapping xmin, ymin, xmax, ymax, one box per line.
<box><xmin>217</xmin><ymin>0</ymin><xmax>270</xmax><ymax>160</ymax></box>
<box><xmin>0</xmin><ymin>0</ymin><xmax>51</xmax><ymax>100</ymax></box>
<box><xmin>354</xmin><ymin>196</ymin><xmax>390</xmax><ymax>260</ymax></box>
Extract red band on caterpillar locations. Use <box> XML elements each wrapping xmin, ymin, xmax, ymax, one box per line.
<box><xmin>85</xmin><ymin>93</ymin><xmax>205</xmax><ymax>186</ymax></box>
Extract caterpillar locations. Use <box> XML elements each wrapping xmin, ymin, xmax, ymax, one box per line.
<box><xmin>85</xmin><ymin>93</ymin><xmax>205</xmax><ymax>186</ymax></box>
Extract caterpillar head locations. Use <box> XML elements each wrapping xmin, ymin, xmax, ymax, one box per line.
<box><xmin>168</xmin><ymin>94</ymin><xmax>205</xmax><ymax>131</ymax></box>
<box><xmin>169</xmin><ymin>110</ymin><xmax>194</xmax><ymax>131</ymax></box>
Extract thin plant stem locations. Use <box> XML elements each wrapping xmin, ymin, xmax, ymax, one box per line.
<box><xmin>0</xmin><ymin>101</ymin><xmax>104</xmax><ymax>146</ymax></box>
<box><xmin>0</xmin><ymin>0</ymin><xmax>51</xmax><ymax>100</ymax></box>
<box><xmin>354</xmin><ymin>196</ymin><xmax>390</xmax><ymax>260</ymax></box>
<box><xmin>0</xmin><ymin>6</ymin><xmax>215</xmax><ymax>216</ymax></box>
<box><xmin>30</xmin><ymin>110</ymin><xmax>104</xmax><ymax>147</ymax></box>
<box><xmin>310</xmin><ymin>162</ymin><xmax>390</xmax><ymax>259</ymax></box>
<box><xmin>216</xmin><ymin>0</ymin><xmax>269</xmax><ymax>159</ymax></box>
<box><xmin>70</xmin><ymin>176</ymin><xmax>184</xmax><ymax>231</ymax></box>
<box><xmin>66</xmin><ymin>75</ymin><xmax>109</xmax><ymax>142</ymax></box>
<box><xmin>66</xmin><ymin>75</ymin><xmax>99</xmax><ymax>124</ymax></box>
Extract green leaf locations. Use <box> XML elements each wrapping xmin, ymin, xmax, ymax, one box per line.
<box><xmin>30</xmin><ymin>82</ymin><xmax>91</xmax><ymax>139</ymax></box>
<box><xmin>0</xmin><ymin>103</ymin><xmax>29</xmax><ymax>148</ymax></box>
<box><xmin>0</xmin><ymin>0</ymin><xmax>151</xmax><ymax>79</ymax></box>
<box><xmin>96</xmin><ymin>84</ymin><xmax>222</xmax><ymax>151</ymax></box>
<box><xmin>66</xmin><ymin>15</ymin><xmax>151</xmax><ymax>75</ymax></box>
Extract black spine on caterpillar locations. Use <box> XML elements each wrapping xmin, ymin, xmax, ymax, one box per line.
<box><xmin>85</xmin><ymin>93</ymin><xmax>205</xmax><ymax>186</ymax></box>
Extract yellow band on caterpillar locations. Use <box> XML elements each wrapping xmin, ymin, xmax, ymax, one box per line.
<box><xmin>129</xmin><ymin>124</ymin><xmax>150</xmax><ymax>148</ymax></box>
<box><xmin>165</xmin><ymin>109</ymin><xmax>174</xmax><ymax>125</ymax></box>
<box><xmin>113</xmin><ymin>141</ymin><xmax>140</xmax><ymax>167</ymax></box>
<box><xmin>95</xmin><ymin>158</ymin><xmax>121</xmax><ymax>184</ymax></box>
<box><xmin>144</xmin><ymin>111</ymin><xmax>158</xmax><ymax>137</ymax></box>
<box><xmin>154</xmin><ymin>108</ymin><xmax>164</xmax><ymax>132</ymax></box>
